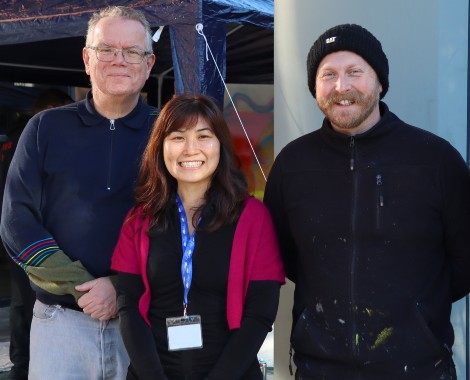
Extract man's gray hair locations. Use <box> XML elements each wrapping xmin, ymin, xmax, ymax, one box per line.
<box><xmin>85</xmin><ymin>6</ymin><xmax>153</xmax><ymax>52</ymax></box>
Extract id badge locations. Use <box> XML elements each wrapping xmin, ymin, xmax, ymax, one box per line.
<box><xmin>166</xmin><ymin>315</ymin><xmax>203</xmax><ymax>351</ymax></box>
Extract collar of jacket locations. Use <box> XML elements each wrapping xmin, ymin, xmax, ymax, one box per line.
<box><xmin>76</xmin><ymin>90</ymin><xmax>154</xmax><ymax>130</ymax></box>
<box><xmin>319</xmin><ymin>101</ymin><xmax>401</xmax><ymax>154</ymax></box>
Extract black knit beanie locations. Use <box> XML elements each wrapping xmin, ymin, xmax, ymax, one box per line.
<box><xmin>307</xmin><ymin>24</ymin><xmax>389</xmax><ymax>99</ymax></box>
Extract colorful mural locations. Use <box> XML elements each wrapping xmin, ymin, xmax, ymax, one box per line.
<box><xmin>223</xmin><ymin>84</ymin><xmax>274</xmax><ymax>200</ymax></box>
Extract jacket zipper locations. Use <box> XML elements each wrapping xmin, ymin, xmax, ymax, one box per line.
<box><xmin>349</xmin><ymin>137</ymin><xmax>355</xmax><ymax>171</ymax></box>
<box><xmin>106</xmin><ymin>120</ymin><xmax>115</xmax><ymax>190</ymax></box>
<box><xmin>349</xmin><ymin>136</ymin><xmax>359</xmax><ymax>360</ymax></box>
<box><xmin>376</xmin><ymin>174</ymin><xmax>384</xmax><ymax>229</ymax></box>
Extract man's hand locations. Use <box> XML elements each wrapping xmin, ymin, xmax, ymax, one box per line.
<box><xmin>75</xmin><ymin>277</ymin><xmax>118</xmax><ymax>321</ymax></box>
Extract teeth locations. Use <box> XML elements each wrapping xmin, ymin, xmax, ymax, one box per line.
<box><xmin>339</xmin><ymin>100</ymin><xmax>353</xmax><ymax>105</ymax></box>
<box><xmin>180</xmin><ymin>161</ymin><xmax>203</xmax><ymax>168</ymax></box>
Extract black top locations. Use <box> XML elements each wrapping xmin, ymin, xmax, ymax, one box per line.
<box><xmin>148</xmin><ymin>212</ymin><xmax>233</xmax><ymax>379</ymax></box>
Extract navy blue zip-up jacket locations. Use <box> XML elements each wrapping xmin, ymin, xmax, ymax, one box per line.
<box><xmin>0</xmin><ymin>91</ymin><xmax>158</xmax><ymax>308</ymax></box>
<box><xmin>264</xmin><ymin>102</ymin><xmax>470</xmax><ymax>379</ymax></box>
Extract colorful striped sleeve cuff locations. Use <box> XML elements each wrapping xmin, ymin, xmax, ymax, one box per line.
<box><xmin>16</xmin><ymin>237</ymin><xmax>60</xmax><ymax>267</ymax></box>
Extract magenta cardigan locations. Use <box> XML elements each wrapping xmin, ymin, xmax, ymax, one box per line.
<box><xmin>111</xmin><ymin>197</ymin><xmax>285</xmax><ymax>329</ymax></box>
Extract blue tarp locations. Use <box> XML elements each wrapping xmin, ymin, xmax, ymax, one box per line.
<box><xmin>0</xmin><ymin>0</ymin><xmax>273</xmax><ymax>105</ymax></box>
<box><xmin>0</xmin><ymin>0</ymin><xmax>273</xmax><ymax>44</ymax></box>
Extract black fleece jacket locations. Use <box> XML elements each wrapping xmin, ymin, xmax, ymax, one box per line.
<box><xmin>264</xmin><ymin>102</ymin><xmax>470</xmax><ymax>379</ymax></box>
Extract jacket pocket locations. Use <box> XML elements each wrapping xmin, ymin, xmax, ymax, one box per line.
<box><xmin>291</xmin><ymin>307</ymin><xmax>351</xmax><ymax>360</ymax></box>
<box><xmin>359</xmin><ymin>302</ymin><xmax>452</xmax><ymax>376</ymax></box>
<box><xmin>415</xmin><ymin>301</ymin><xmax>450</xmax><ymax>356</ymax></box>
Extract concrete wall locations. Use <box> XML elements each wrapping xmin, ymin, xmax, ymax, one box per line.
<box><xmin>273</xmin><ymin>0</ymin><xmax>469</xmax><ymax>378</ymax></box>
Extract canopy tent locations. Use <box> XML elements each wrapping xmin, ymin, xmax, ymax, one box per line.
<box><xmin>0</xmin><ymin>0</ymin><xmax>273</xmax><ymax>107</ymax></box>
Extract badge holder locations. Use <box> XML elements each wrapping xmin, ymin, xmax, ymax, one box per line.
<box><xmin>166</xmin><ymin>314</ymin><xmax>203</xmax><ymax>351</ymax></box>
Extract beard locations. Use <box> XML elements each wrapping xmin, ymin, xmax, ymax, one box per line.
<box><xmin>317</xmin><ymin>88</ymin><xmax>380</xmax><ymax>131</ymax></box>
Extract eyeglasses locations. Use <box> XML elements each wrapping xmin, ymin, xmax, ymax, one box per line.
<box><xmin>86</xmin><ymin>46</ymin><xmax>152</xmax><ymax>64</ymax></box>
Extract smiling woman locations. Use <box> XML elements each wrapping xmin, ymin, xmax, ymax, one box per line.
<box><xmin>163</xmin><ymin>118</ymin><xmax>221</xmax><ymax>212</ymax></box>
<box><xmin>135</xmin><ymin>94</ymin><xmax>246</xmax><ymax>233</ymax></box>
<box><xmin>111</xmin><ymin>93</ymin><xmax>285</xmax><ymax>380</ymax></box>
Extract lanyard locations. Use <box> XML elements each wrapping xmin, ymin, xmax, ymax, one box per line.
<box><xmin>176</xmin><ymin>195</ymin><xmax>199</xmax><ymax>315</ymax></box>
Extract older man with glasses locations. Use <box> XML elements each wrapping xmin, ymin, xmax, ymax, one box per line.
<box><xmin>0</xmin><ymin>6</ymin><xmax>158</xmax><ymax>379</ymax></box>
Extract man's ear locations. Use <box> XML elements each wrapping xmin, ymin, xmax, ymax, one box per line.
<box><xmin>83</xmin><ymin>47</ymin><xmax>91</xmax><ymax>75</ymax></box>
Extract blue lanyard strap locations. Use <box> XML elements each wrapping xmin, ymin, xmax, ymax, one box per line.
<box><xmin>176</xmin><ymin>195</ymin><xmax>199</xmax><ymax>312</ymax></box>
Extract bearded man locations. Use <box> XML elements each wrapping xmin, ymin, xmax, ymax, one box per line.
<box><xmin>264</xmin><ymin>23</ymin><xmax>470</xmax><ymax>380</ymax></box>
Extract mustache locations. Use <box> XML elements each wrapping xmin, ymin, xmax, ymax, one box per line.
<box><xmin>324</xmin><ymin>92</ymin><xmax>365</xmax><ymax>107</ymax></box>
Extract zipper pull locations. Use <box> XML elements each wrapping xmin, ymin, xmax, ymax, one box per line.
<box><xmin>376</xmin><ymin>174</ymin><xmax>384</xmax><ymax>206</ymax></box>
<box><xmin>110</xmin><ymin>119</ymin><xmax>115</xmax><ymax>130</ymax></box>
<box><xmin>349</xmin><ymin>137</ymin><xmax>355</xmax><ymax>171</ymax></box>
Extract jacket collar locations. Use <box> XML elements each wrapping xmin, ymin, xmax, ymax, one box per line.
<box><xmin>77</xmin><ymin>90</ymin><xmax>154</xmax><ymax>130</ymax></box>
<box><xmin>319</xmin><ymin>102</ymin><xmax>401</xmax><ymax>151</ymax></box>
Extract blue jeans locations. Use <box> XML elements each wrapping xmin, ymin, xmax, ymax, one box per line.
<box><xmin>29</xmin><ymin>300</ymin><xmax>129</xmax><ymax>380</ymax></box>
